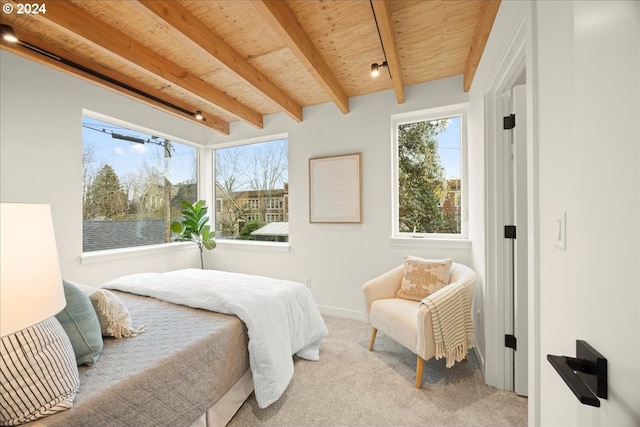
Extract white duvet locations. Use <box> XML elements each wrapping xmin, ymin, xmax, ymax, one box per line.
<box><xmin>103</xmin><ymin>268</ymin><xmax>328</xmax><ymax>408</ymax></box>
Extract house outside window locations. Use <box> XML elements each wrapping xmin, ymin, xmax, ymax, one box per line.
<box><xmin>82</xmin><ymin>114</ymin><xmax>198</xmax><ymax>252</ymax></box>
<box><xmin>215</xmin><ymin>135</ymin><xmax>288</xmax><ymax>242</ymax></box>
<box><xmin>391</xmin><ymin>104</ymin><xmax>467</xmax><ymax>238</ymax></box>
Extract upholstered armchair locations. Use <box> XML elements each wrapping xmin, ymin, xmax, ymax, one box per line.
<box><xmin>363</xmin><ymin>260</ymin><xmax>476</xmax><ymax>389</ymax></box>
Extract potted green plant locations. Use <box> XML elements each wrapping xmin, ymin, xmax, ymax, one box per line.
<box><xmin>171</xmin><ymin>200</ymin><xmax>216</xmax><ymax>269</ymax></box>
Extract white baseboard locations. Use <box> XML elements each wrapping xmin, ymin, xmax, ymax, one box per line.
<box><xmin>318</xmin><ymin>304</ymin><xmax>365</xmax><ymax>321</ymax></box>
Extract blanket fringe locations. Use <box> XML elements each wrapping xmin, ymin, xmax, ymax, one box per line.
<box><xmin>111</xmin><ymin>324</ymin><xmax>147</xmax><ymax>339</ymax></box>
<box><xmin>435</xmin><ymin>333</ymin><xmax>475</xmax><ymax>368</ymax></box>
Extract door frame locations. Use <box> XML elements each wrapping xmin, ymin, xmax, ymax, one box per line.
<box><xmin>482</xmin><ymin>3</ymin><xmax>539</xmax><ymax>426</ymax></box>
<box><xmin>482</xmin><ymin>6</ymin><xmax>540</xmax><ymax>415</ymax></box>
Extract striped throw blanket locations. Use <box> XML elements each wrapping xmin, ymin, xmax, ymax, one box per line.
<box><xmin>421</xmin><ymin>282</ymin><xmax>474</xmax><ymax>368</ymax></box>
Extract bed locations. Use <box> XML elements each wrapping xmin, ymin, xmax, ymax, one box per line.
<box><xmin>18</xmin><ymin>268</ymin><xmax>328</xmax><ymax>427</ymax></box>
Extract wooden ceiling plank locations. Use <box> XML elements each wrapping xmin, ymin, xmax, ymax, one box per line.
<box><xmin>463</xmin><ymin>0</ymin><xmax>501</xmax><ymax>92</ymax></box>
<box><xmin>253</xmin><ymin>0</ymin><xmax>350</xmax><ymax>114</ymax></box>
<box><xmin>34</xmin><ymin>0</ymin><xmax>263</xmax><ymax>128</ymax></box>
<box><xmin>0</xmin><ymin>33</ymin><xmax>229</xmax><ymax>134</ymax></box>
<box><xmin>138</xmin><ymin>0</ymin><xmax>303</xmax><ymax>123</ymax></box>
<box><xmin>371</xmin><ymin>0</ymin><xmax>405</xmax><ymax>104</ymax></box>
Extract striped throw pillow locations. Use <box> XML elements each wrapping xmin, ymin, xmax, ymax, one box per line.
<box><xmin>0</xmin><ymin>317</ymin><xmax>80</xmax><ymax>426</ymax></box>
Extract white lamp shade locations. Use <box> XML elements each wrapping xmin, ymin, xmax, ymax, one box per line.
<box><xmin>1</xmin><ymin>203</ymin><xmax>65</xmax><ymax>337</ymax></box>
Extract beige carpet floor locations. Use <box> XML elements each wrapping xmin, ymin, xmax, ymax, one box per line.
<box><xmin>227</xmin><ymin>314</ymin><xmax>527</xmax><ymax>427</ymax></box>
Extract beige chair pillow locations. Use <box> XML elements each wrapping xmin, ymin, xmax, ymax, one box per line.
<box><xmin>396</xmin><ymin>256</ymin><xmax>453</xmax><ymax>301</ymax></box>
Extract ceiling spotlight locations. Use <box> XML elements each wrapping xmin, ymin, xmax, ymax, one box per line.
<box><xmin>370</xmin><ymin>63</ymin><xmax>379</xmax><ymax>77</ymax></box>
<box><xmin>0</xmin><ymin>25</ymin><xmax>18</xmax><ymax>43</ymax></box>
<box><xmin>194</xmin><ymin>110</ymin><xmax>204</xmax><ymax>121</ymax></box>
<box><xmin>370</xmin><ymin>61</ymin><xmax>387</xmax><ymax>78</ymax></box>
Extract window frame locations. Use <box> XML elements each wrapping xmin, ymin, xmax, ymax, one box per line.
<box><xmin>213</xmin><ymin>133</ymin><xmax>289</xmax><ymax>248</ymax></box>
<box><xmin>390</xmin><ymin>103</ymin><xmax>469</xmax><ymax>243</ymax></box>
<box><xmin>80</xmin><ymin>110</ymin><xmax>202</xmax><ymax>259</ymax></box>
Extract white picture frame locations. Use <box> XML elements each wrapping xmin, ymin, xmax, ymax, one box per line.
<box><xmin>309</xmin><ymin>153</ymin><xmax>362</xmax><ymax>223</ymax></box>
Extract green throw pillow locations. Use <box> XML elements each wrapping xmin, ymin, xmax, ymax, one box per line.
<box><xmin>55</xmin><ymin>280</ymin><xmax>104</xmax><ymax>366</ymax></box>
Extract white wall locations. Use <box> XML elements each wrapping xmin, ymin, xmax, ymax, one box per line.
<box><xmin>471</xmin><ymin>2</ymin><xmax>640</xmax><ymax>426</ymax></box>
<box><xmin>0</xmin><ymin>52</ymin><xmax>207</xmax><ymax>285</ymax></box>
<box><xmin>207</xmin><ymin>76</ymin><xmax>472</xmax><ymax>320</ymax></box>
<box><xmin>532</xmin><ymin>1</ymin><xmax>640</xmax><ymax>426</ymax></box>
<box><xmin>0</xmin><ymin>50</ymin><xmax>476</xmax><ymax>324</ymax></box>
<box><xmin>475</xmin><ymin>1</ymin><xmax>640</xmax><ymax>425</ymax></box>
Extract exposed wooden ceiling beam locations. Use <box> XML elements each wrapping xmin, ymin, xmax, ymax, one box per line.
<box><xmin>138</xmin><ymin>0</ymin><xmax>303</xmax><ymax>123</ymax></box>
<box><xmin>0</xmin><ymin>34</ymin><xmax>230</xmax><ymax>134</ymax></box>
<box><xmin>370</xmin><ymin>0</ymin><xmax>405</xmax><ymax>104</ymax></box>
<box><xmin>34</xmin><ymin>1</ymin><xmax>263</xmax><ymax>129</ymax></box>
<box><xmin>463</xmin><ymin>0</ymin><xmax>501</xmax><ymax>92</ymax></box>
<box><xmin>253</xmin><ymin>0</ymin><xmax>350</xmax><ymax>114</ymax></box>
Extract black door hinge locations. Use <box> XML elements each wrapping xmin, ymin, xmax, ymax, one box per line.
<box><xmin>503</xmin><ymin>114</ymin><xmax>516</xmax><ymax>130</ymax></box>
<box><xmin>504</xmin><ymin>225</ymin><xmax>516</xmax><ymax>239</ymax></box>
<box><xmin>505</xmin><ymin>334</ymin><xmax>517</xmax><ymax>350</ymax></box>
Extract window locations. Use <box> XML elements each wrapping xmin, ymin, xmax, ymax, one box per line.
<box><xmin>82</xmin><ymin>114</ymin><xmax>198</xmax><ymax>252</ymax></box>
<box><xmin>246</xmin><ymin>198</ymin><xmax>260</xmax><ymax>210</ymax></box>
<box><xmin>267</xmin><ymin>197</ymin><xmax>283</xmax><ymax>210</ymax></box>
<box><xmin>266</xmin><ymin>213</ymin><xmax>283</xmax><ymax>222</ymax></box>
<box><xmin>215</xmin><ymin>136</ymin><xmax>288</xmax><ymax>242</ymax></box>
<box><xmin>392</xmin><ymin>105</ymin><xmax>466</xmax><ymax>238</ymax></box>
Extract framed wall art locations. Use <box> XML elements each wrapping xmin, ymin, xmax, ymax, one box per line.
<box><xmin>309</xmin><ymin>153</ymin><xmax>362</xmax><ymax>223</ymax></box>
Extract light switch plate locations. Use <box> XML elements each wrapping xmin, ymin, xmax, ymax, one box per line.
<box><xmin>553</xmin><ymin>212</ymin><xmax>566</xmax><ymax>250</ymax></box>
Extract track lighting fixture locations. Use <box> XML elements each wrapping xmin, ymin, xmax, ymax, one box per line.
<box><xmin>0</xmin><ymin>24</ymin><xmax>206</xmax><ymax>124</ymax></box>
<box><xmin>0</xmin><ymin>24</ymin><xmax>18</xmax><ymax>43</ymax></box>
<box><xmin>370</xmin><ymin>61</ymin><xmax>387</xmax><ymax>78</ymax></box>
<box><xmin>369</xmin><ymin>1</ymin><xmax>390</xmax><ymax>79</ymax></box>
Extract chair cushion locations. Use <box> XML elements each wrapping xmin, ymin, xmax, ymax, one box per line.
<box><xmin>370</xmin><ymin>298</ymin><xmax>421</xmax><ymax>352</ymax></box>
<box><xmin>396</xmin><ymin>256</ymin><xmax>452</xmax><ymax>301</ymax></box>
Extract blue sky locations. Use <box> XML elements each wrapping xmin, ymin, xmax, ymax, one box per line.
<box><xmin>83</xmin><ymin>116</ymin><xmax>459</xmax><ymax>189</ymax></box>
<box><xmin>82</xmin><ymin>117</ymin><xmax>197</xmax><ymax>184</ymax></box>
<box><xmin>437</xmin><ymin>116</ymin><xmax>461</xmax><ymax>179</ymax></box>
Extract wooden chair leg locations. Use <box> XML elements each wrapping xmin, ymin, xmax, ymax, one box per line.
<box><xmin>368</xmin><ymin>328</ymin><xmax>377</xmax><ymax>351</ymax></box>
<box><xmin>415</xmin><ymin>355</ymin><xmax>425</xmax><ymax>389</ymax></box>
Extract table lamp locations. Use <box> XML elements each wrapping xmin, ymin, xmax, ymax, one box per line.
<box><xmin>0</xmin><ymin>202</ymin><xmax>79</xmax><ymax>425</ymax></box>
<box><xmin>1</xmin><ymin>202</ymin><xmax>66</xmax><ymax>336</ymax></box>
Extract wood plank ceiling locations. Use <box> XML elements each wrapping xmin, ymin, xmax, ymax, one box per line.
<box><xmin>0</xmin><ymin>0</ymin><xmax>500</xmax><ymax>135</ymax></box>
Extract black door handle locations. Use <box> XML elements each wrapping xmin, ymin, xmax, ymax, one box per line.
<box><xmin>547</xmin><ymin>340</ymin><xmax>607</xmax><ymax>407</ymax></box>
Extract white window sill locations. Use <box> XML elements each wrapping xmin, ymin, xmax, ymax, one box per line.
<box><xmin>81</xmin><ymin>241</ymin><xmax>195</xmax><ymax>265</ymax></box>
<box><xmin>215</xmin><ymin>239</ymin><xmax>290</xmax><ymax>253</ymax></box>
<box><xmin>390</xmin><ymin>236</ymin><xmax>471</xmax><ymax>250</ymax></box>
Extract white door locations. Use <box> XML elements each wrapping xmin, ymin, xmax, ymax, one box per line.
<box><xmin>511</xmin><ymin>85</ymin><xmax>528</xmax><ymax>397</ymax></box>
<box><xmin>503</xmin><ymin>85</ymin><xmax>528</xmax><ymax>397</ymax></box>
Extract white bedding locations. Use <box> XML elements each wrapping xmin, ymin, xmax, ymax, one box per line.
<box><xmin>103</xmin><ymin>268</ymin><xmax>328</xmax><ymax>408</ymax></box>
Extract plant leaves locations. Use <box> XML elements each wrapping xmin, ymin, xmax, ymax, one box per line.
<box><xmin>172</xmin><ymin>199</ymin><xmax>216</xmax><ymax>252</ymax></box>
<box><xmin>170</xmin><ymin>221</ymin><xmax>184</xmax><ymax>234</ymax></box>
